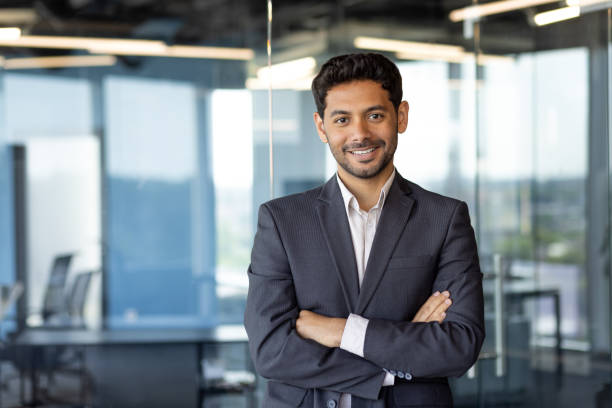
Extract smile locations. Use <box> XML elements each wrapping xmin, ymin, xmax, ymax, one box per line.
<box><xmin>350</xmin><ymin>147</ymin><xmax>377</xmax><ymax>155</ymax></box>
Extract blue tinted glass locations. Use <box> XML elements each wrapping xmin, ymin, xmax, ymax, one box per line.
<box><xmin>0</xmin><ymin>146</ymin><xmax>14</xmax><ymax>286</ymax></box>
<box><xmin>104</xmin><ymin>76</ymin><xmax>216</xmax><ymax>328</ymax></box>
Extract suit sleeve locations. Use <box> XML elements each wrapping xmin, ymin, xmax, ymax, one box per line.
<box><xmin>244</xmin><ymin>204</ymin><xmax>386</xmax><ymax>399</ymax></box>
<box><xmin>362</xmin><ymin>201</ymin><xmax>485</xmax><ymax>378</ymax></box>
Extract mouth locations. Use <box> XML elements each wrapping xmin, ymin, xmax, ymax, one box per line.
<box><xmin>350</xmin><ymin>146</ymin><xmax>377</xmax><ymax>155</ymax></box>
<box><xmin>347</xmin><ymin>145</ymin><xmax>379</xmax><ymax>160</ymax></box>
<box><xmin>348</xmin><ymin>146</ymin><xmax>378</xmax><ymax>156</ymax></box>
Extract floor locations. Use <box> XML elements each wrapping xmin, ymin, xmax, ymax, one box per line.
<box><xmin>0</xmin><ymin>347</ymin><xmax>608</xmax><ymax>407</ymax></box>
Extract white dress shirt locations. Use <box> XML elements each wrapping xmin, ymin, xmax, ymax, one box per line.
<box><xmin>336</xmin><ymin>169</ymin><xmax>396</xmax><ymax>408</ymax></box>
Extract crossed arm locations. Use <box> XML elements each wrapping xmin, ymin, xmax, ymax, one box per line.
<box><xmin>245</xmin><ymin>202</ymin><xmax>484</xmax><ymax>398</ymax></box>
<box><xmin>296</xmin><ymin>290</ymin><xmax>453</xmax><ymax>348</ymax></box>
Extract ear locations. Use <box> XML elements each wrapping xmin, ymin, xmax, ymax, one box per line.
<box><xmin>397</xmin><ymin>101</ymin><xmax>409</xmax><ymax>134</ymax></box>
<box><xmin>313</xmin><ymin>112</ymin><xmax>328</xmax><ymax>143</ymax></box>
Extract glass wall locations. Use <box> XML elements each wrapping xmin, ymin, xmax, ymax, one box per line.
<box><xmin>0</xmin><ymin>0</ymin><xmax>610</xmax><ymax>407</ymax></box>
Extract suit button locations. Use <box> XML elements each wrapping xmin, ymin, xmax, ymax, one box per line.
<box><xmin>389</xmin><ymin>370</ymin><xmax>397</xmax><ymax>376</ymax></box>
<box><xmin>327</xmin><ymin>400</ymin><xmax>337</xmax><ymax>408</ymax></box>
<box><xmin>397</xmin><ymin>371</ymin><xmax>405</xmax><ymax>379</ymax></box>
<box><xmin>405</xmin><ymin>372</ymin><xmax>413</xmax><ymax>380</ymax></box>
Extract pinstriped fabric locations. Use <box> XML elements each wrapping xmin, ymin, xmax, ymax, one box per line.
<box><xmin>244</xmin><ymin>171</ymin><xmax>484</xmax><ymax>408</ymax></box>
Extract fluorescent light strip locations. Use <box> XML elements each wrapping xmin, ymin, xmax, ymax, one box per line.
<box><xmin>355</xmin><ymin>36</ymin><xmax>464</xmax><ymax>56</ymax></box>
<box><xmin>449</xmin><ymin>0</ymin><xmax>559</xmax><ymax>22</ymax></box>
<box><xmin>256</xmin><ymin>57</ymin><xmax>316</xmax><ymax>82</ymax></box>
<box><xmin>534</xmin><ymin>5</ymin><xmax>580</xmax><ymax>25</ymax></box>
<box><xmin>396</xmin><ymin>51</ymin><xmax>513</xmax><ymax>64</ymax></box>
<box><xmin>0</xmin><ymin>27</ymin><xmax>21</xmax><ymax>41</ymax></box>
<box><xmin>246</xmin><ymin>75</ymin><xmax>315</xmax><ymax>90</ymax></box>
<box><xmin>0</xmin><ymin>35</ymin><xmax>164</xmax><ymax>51</ymax></box>
<box><xmin>166</xmin><ymin>45</ymin><xmax>253</xmax><ymax>60</ymax></box>
<box><xmin>0</xmin><ymin>9</ymin><xmax>37</xmax><ymax>25</ymax></box>
<box><xmin>355</xmin><ymin>36</ymin><xmax>513</xmax><ymax>65</ymax></box>
<box><xmin>566</xmin><ymin>0</ymin><xmax>609</xmax><ymax>5</ymax></box>
<box><xmin>0</xmin><ymin>35</ymin><xmax>254</xmax><ymax>60</ymax></box>
<box><xmin>396</xmin><ymin>51</ymin><xmax>466</xmax><ymax>64</ymax></box>
<box><xmin>3</xmin><ymin>55</ymin><xmax>117</xmax><ymax>70</ymax></box>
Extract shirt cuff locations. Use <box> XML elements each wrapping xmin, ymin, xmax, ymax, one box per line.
<box><xmin>382</xmin><ymin>372</ymin><xmax>395</xmax><ymax>386</ymax></box>
<box><xmin>339</xmin><ymin>313</ymin><xmax>369</xmax><ymax>357</ymax></box>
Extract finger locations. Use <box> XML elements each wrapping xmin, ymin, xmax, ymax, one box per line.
<box><xmin>412</xmin><ymin>292</ymin><xmax>435</xmax><ymax>322</ymax></box>
<box><xmin>424</xmin><ymin>292</ymin><xmax>451</xmax><ymax>321</ymax></box>
<box><xmin>429</xmin><ymin>297</ymin><xmax>452</xmax><ymax>323</ymax></box>
<box><xmin>412</xmin><ymin>291</ymin><xmax>442</xmax><ymax>322</ymax></box>
<box><xmin>412</xmin><ymin>291</ymin><xmax>449</xmax><ymax>322</ymax></box>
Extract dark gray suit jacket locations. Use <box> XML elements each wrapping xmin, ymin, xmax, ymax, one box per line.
<box><xmin>244</xmin><ymin>173</ymin><xmax>484</xmax><ymax>407</ymax></box>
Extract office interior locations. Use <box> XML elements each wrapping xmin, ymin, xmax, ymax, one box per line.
<box><xmin>0</xmin><ymin>0</ymin><xmax>610</xmax><ymax>407</ymax></box>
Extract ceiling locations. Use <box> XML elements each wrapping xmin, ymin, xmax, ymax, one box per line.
<box><xmin>0</xmin><ymin>0</ymin><xmax>597</xmax><ymax>62</ymax></box>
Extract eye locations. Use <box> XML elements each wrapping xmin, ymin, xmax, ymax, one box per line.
<box><xmin>368</xmin><ymin>113</ymin><xmax>384</xmax><ymax>120</ymax></box>
<box><xmin>334</xmin><ymin>117</ymin><xmax>348</xmax><ymax>125</ymax></box>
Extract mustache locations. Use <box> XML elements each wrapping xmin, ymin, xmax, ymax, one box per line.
<box><xmin>343</xmin><ymin>140</ymin><xmax>385</xmax><ymax>152</ymax></box>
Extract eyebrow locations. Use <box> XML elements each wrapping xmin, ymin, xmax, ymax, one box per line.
<box><xmin>329</xmin><ymin>109</ymin><xmax>350</xmax><ymax>117</ymax></box>
<box><xmin>328</xmin><ymin>105</ymin><xmax>387</xmax><ymax>118</ymax></box>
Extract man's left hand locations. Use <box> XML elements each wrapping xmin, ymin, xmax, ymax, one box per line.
<box><xmin>296</xmin><ymin>310</ymin><xmax>347</xmax><ymax>348</ymax></box>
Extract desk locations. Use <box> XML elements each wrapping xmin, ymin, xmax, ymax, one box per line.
<box><xmin>483</xmin><ymin>281</ymin><xmax>563</xmax><ymax>387</ymax></box>
<box><xmin>505</xmin><ymin>288</ymin><xmax>562</xmax><ymax>387</ymax></box>
<box><xmin>12</xmin><ymin>325</ymin><xmax>256</xmax><ymax>407</ymax></box>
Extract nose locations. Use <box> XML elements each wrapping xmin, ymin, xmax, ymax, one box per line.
<box><xmin>350</xmin><ymin>117</ymin><xmax>369</xmax><ymax>142</ymax></box>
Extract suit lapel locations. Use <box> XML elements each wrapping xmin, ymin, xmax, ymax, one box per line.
<box><xmin>315</xmin><ymin>177</ymin><xmax>360</xmax><ymax>312</ymax></box>
<box><xmin>356</xmin><ymin>175</ymin><xmax>415</xmax><ymax>314</ymax></box>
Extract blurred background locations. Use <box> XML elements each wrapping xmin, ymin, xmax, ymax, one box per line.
<box><xmin>0</xmin><ymin>0</ymin><xmax>610</xmax><ymax>407</ymax></box>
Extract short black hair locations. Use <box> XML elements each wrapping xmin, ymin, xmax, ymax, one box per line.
<box><xmin>311</xmin><ymin>53</ymin><xmax>403</xmax><ymax>118</ymax></box>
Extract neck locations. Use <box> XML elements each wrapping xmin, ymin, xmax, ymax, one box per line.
<box><xmin>338</xmin><ymin>162</ymin><xmax>394</xmax><ymax>211</ymax></box>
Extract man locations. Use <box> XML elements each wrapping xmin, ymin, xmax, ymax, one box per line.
<box><xmin>244</xmin><ymin>53</ymin><xmax>484</xmax><ymax>408</ymax></box>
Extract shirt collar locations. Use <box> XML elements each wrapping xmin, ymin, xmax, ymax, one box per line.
<box><xmin>336</xmin><ymin>169</ymin><xmax>396</xmax><ymax>213</ymax></box>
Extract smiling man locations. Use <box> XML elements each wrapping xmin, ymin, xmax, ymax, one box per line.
<box><xmin>244</xmin><ymin>53</ymin><xmax>484</xmax><ymax>408</ymax></box>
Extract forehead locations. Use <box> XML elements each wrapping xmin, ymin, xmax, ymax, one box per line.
<box><xmin>324</xmin><ymin>80</ymin><xmax>392</xmax><ymax>114</ymax></box>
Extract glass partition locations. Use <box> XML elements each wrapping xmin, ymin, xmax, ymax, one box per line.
<box><xmin>0</xmin><ymin>0</ymin><xmax>611</xmax><ymax>406</ymax></box>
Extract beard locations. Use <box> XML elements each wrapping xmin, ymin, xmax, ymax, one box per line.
<box><xmin>329</xmin><ymin>135</ymin><xmax>397</xmax><ymax>179</ymax></box>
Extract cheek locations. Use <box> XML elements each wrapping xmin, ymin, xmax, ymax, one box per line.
<box><xmin>326</xmin><ymin>134</ymin><xmax>347</xmax><ymax>151</ymax></box>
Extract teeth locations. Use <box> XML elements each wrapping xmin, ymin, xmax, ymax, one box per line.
<box><xmin>352</xmin><ymin>147</ymin><xmax>375</xmax><ymax>155</ymax></box>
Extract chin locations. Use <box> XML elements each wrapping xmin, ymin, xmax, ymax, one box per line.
<box><xmin>343</xmin><ymin>162</ymin><xmax>387</xmax><ymax>179</ymax></box>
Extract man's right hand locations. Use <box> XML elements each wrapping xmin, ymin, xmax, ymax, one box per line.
<box><xmin>411</xmin><ymin>291</ymin><xmax>452</xmax><ymax>323</ymax></box>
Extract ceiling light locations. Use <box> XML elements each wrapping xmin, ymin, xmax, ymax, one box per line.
<box><xmin>85</xmin><ymin>38</ymin><xmax>167</xmax><ymax>55</ymax></box>
<box><xmin>166</xmin><ymin>45</ymin><xmax>254</xmax><ymax>60</ymax></box>
<box><xmin>449</xmin><ymin>0</ymin><xmax>559</xmax><ymax>22</ymax></box>
<box><xmin>245</xmin><ymin>76</ymin><xmax>314</xmax><ymax>90</ymax></box>
<box><xmin>0</xmin><ymin>35</ymin><xmax>165</xmax><ymax>52</ymax></box>
<box><xmin>256</xmin><ymin>57</ymin><xmax>316</xmax><ymax>83</ymax></box>
<box><xmin>566</xmin><ymin>0</ymin><xmax>609</xmax><ymax>5</ymax></box>
<box><xmin>3</xmin><ymin>55</ymin><xmax>117</xmax><ymax>70</ymax></box>
<box><xmin>534</xmin><ymin>6</ymin><xmax>580</xmax><ymax>25</ymax></box>
<box><xmin>0</xmin><ymin>35</ymin><xmax>254</xmax><ymax>60</ymax></box>
<box><xmin>0</xmin><ymin>27</ymin><xmax>21</xmax><ymax>41</ymax></box>
<box><xmin>355</xmin><ymin>36</ymin><xmax>513</xmax><ymax>65</ymax></box>
<box><xmin>355</xmin><ymin>36</ymin><xmax>464</xmax><ymax>57</ymax></box>
<box><xmin>395</xmin><ymin>50</ymin><xmax>513</xmax><ymax>65</ymax></box>
<box><xmin>0</xmin><ymin>9</ymin><xmax>37</xmax><ymax>25</ymax></box>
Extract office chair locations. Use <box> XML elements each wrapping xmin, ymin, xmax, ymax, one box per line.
<box><xmin>10</xmin><ymin>265</ymin><xmax>96</xmax><ymax>406</ymax></box>
<box><xmin>46</xmin><ymin>270</ymin><xmax>94</xmax><ymax>328</ymax></box>
<box><xmin>29</xmin><ymin>270</ymin><xmax>97</xmax><ymax>406</ymax></box>
<box><xmin>40</xmin><ymin>254</ymin><xmax>74</xmax><ymax>322</ymax></box>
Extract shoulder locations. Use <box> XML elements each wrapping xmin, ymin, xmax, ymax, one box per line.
<box><xmin>259</xmin><ymin>184</ymin><xmax>323</xmax><ymax>218</ymax></box>
<box><xmin>398</xmin><ymin>176</ymin><xmax>467</xmax><ymax>216</ymax></box>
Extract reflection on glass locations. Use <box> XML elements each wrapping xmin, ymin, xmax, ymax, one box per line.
<box><xmin>104</xmin><ymin>76</ymin><xmax>214</xmax><ymax>328</ymax></box>
<box><xmin>479</xmin><ymin>48</ymin><xmax>588</xmax><ymax>344</ymax></box>
<box><xmin>2</xmin><ymin>73</ymin><xmax>101</xmax><ymax>328</ymax></box>
<box><xmin>395</xmin><ymin>60</ymin><xmax>477</xmax><ymax>206</ymax></box>
<box><xmin>211</xmin><ymin>90</ymin><xmax>253</xmax><ymax>323</ymax></box>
